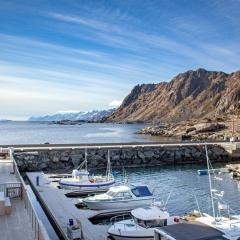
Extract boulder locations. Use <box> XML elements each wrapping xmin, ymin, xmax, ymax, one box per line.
<box><xmin>112</xmin><ymin>155</ymin><xmax>120</xmax><ymax>161</ymax></box>
<box><xmin>144</xmin><ymin>150</ymin><xmax>154</xmax><ymax>158</ymax></box>
<box><xmin>194</xmin><ymin>123</ymin><xmax>225</xmax><ymax>133</ymax></box>
<box><xmin>42</xmin><ymin>157</ymin><xmax>50</xmax><ymax>163</ymax></box>
<box><xmin>39</xmin><ymin>163</ymin><xmax>48</xmax><ymax>170</ymax></box>
<box><xmin>60</xmin><ymin>152</ymin><xmax>69</xmax><ymax>162</ymax></box>
<box><xmin>52</xmin><ymin>155</ymin><xmax>59</xmax><ymax>163</ymax></box>
<box><xmin>71</xmin><ymin>155</ymin><xmax>82</xmax><ymax>168</ymax></box>
<box><xmin>186</xmin><ymin>126</ymin><xmax>196</xmax><ymax>133</ymax></box>
<box><xmin>137</xmin><ymin>151</ymin><xmax>145</xmax><ymax>160</ymax></box>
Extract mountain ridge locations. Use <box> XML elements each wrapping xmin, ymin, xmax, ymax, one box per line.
<box><xmin>29</xmin><ymin>109</ymin><xmax>115</xmax><ymax>122</ymax></box>
<box><xmin>107</xmin><ymin>68</ymin><xmax>240</xmax><ymax>123</ymax></box>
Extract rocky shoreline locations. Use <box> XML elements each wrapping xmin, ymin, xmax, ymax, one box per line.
<box><xmin>138</xmin><ymin>121</ymin><xmax>234</xmax><ymax>141</ymax></box>
<box><xmin>13</xmin><ymin>145</ymin><xmax>234</xmax><ymax>172</ymax></box>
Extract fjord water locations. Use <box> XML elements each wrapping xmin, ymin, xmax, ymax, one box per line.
<box><xmin>0</xmin><ymin>121</ymin><xmax>160</xmax><ymax>145</ymax></box>
<box><xmin>113</xmin><ymin>164</ymin><xmax>240</xmax><ymax>216</ymax></box>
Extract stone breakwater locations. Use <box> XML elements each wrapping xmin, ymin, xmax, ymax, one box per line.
<box><xmin>13</xmin><ymin>145</ymin><xmax>236</xmax><ymax>172</ymax></box>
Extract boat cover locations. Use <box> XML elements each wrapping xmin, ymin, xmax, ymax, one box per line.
<box><xmin>131</xmin><ymin>186</ymin><xmax>152</xmax><ymax>197</ymax></box>
<box><xmin>156</xmin><ymin>222</ymin><xmax>227</xmax><ymax>240</ymax></box>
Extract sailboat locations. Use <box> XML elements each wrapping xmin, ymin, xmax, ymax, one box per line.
<box><xmin>59</xmin><ymin>149</ymin><xmax>115</xmax><ymax>192</ymax></box>
<box><xmin>154</xmin><ymin>145</ymin><xmax>240</xmax><ymax>240</ymax></box>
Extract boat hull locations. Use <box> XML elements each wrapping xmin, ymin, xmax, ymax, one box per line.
<box><xmin>83</xmin><ymin>198</ymin><xmax>154</xmax><ymax>210</ymax></box>
<box><xmin>59</xmin><ymin>179</ymin><xmax>115</xmax><ymax>192</ymax></box>
<box><xmin>108</xmin><ymin>226</ymin><xmax>154</xmax><ymax>240</ymax></box>
<box><xmin>108</xmin><ymin>234</ymin><xmax>153</xmax><ymax>240</ymax></box>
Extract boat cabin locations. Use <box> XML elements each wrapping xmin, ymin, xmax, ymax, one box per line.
<box><xmin>154</xmin><ymin>222</ymin><xmax>228</xmax><ymax>240</ymax></box>
<box><xmin>72</xmin><ymin>169</ymin><xmax>90</xmax><ymax>180</ymax></box>
<box><xmin>106</xmin><ymin>185</ymin><xmax>153</xmax><ymax>200</ymax></box>
<box><xmin>131</xmin><ymin>206</ymin><xmax>170</xmax><ymax>228</ymax></box>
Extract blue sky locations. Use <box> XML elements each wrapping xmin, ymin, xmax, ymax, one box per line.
<box><xmin>0</xmin><ymin>0</ymin><xmax>240</xmax><ymax>120</ymax></box>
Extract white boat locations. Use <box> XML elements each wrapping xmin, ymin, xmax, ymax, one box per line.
<box><xmin>195</xmin><ymin>213</ymin><xmax>240</xmax><ymax>240</ymax></box>
<box><xmin>59</xmin><ymin>149</ymin><xmax>115</xmax><ymax>191</ymax></box>
<box><xmin>154</xmin><ymin>221</ymin><xmax>230</xmax><ymax>240</ymax></box>
<box><xmin>154</xmin><ymin>212</ymin><xmax>240</xmax><ymax>240</ymax></box>
<box><xmin>82</xmin><ymin>184</ymin><xmax>154</xmax><ymax>210</ymax></box>
<box><xmin>154</xmin><ymin>145</ymin><xmax>240</xmax><ymax>240</ymax></box>
<box><xmin>108</xmin><ymin>204</ymin><xmax>180</xmax><ymax>240</ymax></box>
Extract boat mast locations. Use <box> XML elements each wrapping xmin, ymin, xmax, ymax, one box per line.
<box><xmin>85</xmin><ymin>148</ymin><xmax>88</xmax><ymax>171</ymax></box>
<box><xmin>106</xmin><ymin>149</ymin><xmax>112</xmax><ymax>180</ymax></box>
<box><xmin>205</xmin><ymin>145</ymin><xmax>216</xmax><ymax>220</ymax></box>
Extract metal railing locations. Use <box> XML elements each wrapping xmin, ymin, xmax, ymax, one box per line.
<box><xmin>9</xmin><ymin>148</ymin><xmax>51</xmax><ymax>240</ymax></box>
<box><xmin>230</xmin><ymin>221</ymin><xmax>240</xmax><ymax>229</ymax></box>
<box><xmin>0</xmin><ymin>182</ymin><xmax>22</xmax><ymax>198</ymax></box>
<box><xmin>109</xmin><ymin>213</ymin><xmax>136</xmax><ymax>230</ymax></box>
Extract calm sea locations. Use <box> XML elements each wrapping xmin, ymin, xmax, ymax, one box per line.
<box><xmin>0</xmin><ymin>121</ymin><xmax>168</xmax><ymax>145</ymax></box>
<box><xmin>116</xmin><ymin>165</ymin><xmax>240</xmax><ymax>216</ymax></box>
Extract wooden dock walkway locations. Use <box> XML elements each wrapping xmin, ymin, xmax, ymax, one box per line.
<box><xmin>0</xmin><ymin>160</ymin><xmax>35</xmax><ymax>240</ymax></box>
<box><xmin>27</xmin><ymin>171</ymin><xmax>109</xmax><ymax>240</ymax></box>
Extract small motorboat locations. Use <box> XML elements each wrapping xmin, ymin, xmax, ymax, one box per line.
<box><xmin>108</xmin><ymin>204</ymin><xmax>180</xmax><ymax>240</ymax></box>
<box><xmin>82</xmin><ymin>184</ymin><xmax>154</xmax><ymax>210</ymax></box>
<box><xmin>59</xmin><ymin>149</ymin><xmax>115</xmax><ymax>192</ymax></box>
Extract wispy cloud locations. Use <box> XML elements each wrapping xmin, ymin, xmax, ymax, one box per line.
<box><xmin>48</xmin><ymin>12</ymin><xmax>113</xmax><ymax>32</ymax></box>
<box><xmin>0</xmin><ymin>0</ymin><xmax>240</xmax><ymax>119</ymax></box>
<box><xmin>108</xmin><ymin>100</ymin><xmax>122</xmax><ymax>107</ymax></box>
<box><xmin>46</xmin><ymin>11</ymin><xmax>240</xmax><ymax>71</ymax></box>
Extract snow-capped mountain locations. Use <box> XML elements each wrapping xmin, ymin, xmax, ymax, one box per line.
<box><xmin>28</xmin><ymin>109</ymin><xmax>115</xmax><ymax>122</ymax></box>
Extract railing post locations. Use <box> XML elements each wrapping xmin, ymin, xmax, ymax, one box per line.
<box><xmin>37</xmin><ymin>223</ymin><xmax>40</xmax><ymax>240</ymax></box>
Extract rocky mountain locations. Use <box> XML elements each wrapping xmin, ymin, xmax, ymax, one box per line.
<box><xmin>29</xmin><ymin>109</ymin><xmax>115</xmax><ymax>122</ymax></box>
<box><xmin>107</xmin><ymin>68</ymin><xmax>240</xmax><ymax>123</ymax></box>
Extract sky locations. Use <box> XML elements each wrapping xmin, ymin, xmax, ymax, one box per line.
<box><xmin>0</xmin><ymin>0</ymin><xmax>240</xmax><ymax>120</ymax></box>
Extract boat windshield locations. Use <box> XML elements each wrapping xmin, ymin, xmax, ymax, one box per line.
<box><xmin>107</xmin><ymin>190</ymin><xmax>116</xmax><ymax>197</ymax></box>
<box><xmin>131</xmin><ymin>186</ymin><xmax>152</xmax><ymax>197</ymax></box>
<box><xmin>134</xmin><ymin>217</ymin><xmax>167</xmax><ymax>228</ymax></box>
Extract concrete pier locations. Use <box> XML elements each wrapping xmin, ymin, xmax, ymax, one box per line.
<box><xmin>27</xmin><ymin>171</ymin><xmax>112</xmax><ymax>240</ymax></box>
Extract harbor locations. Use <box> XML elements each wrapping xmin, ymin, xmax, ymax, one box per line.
<box><xmin>1</xmin><ymin>0</ymin><xmax>240</xmax><ymax>239</ymax></box>
<box><xmin>0</xmin><ymin>141</ymin><xmax>240</xmax><ymax>240</ymax></box>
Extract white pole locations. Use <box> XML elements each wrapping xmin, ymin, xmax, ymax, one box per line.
<box><xmin>107</xmin><ymin>149</ymin><xmax>112</xmax><ymax>180</ymax></box>
<box><xmin>85</xmin><ymin>148</ymin><xmax>88</xmax><ymax>171</ymax></box>
<box><xmin>205</xmin><ymin>145</ymin><xmax>216</xmax><ymax>219</ymax></box>
<box><xmin>164</xmin><ymin>189</ymin><xmax>173</xmax><ymax>208</ymax></box>
<box><xmin>192</xmin><ymin>189</ymin><xmax>202</xmax><ymax>216</ymax></box>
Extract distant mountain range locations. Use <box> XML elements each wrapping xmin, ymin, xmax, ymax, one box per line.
<box><xmin>29</xmin><ymin>109</ymin><xmax>116</xmax><ymax>122</ymax></box>
<box><xmin>0</xmin><ymin>119</ymin><xmax>11</xmax><ymax>122</ymax></box>
<box><xmin>107</xmin><ymin>68</ymin><xmax>240</xmax><ymax>123</ymax></box>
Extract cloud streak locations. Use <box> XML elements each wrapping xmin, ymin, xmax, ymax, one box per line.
<box><xmin>0</xmin><ymin>0</ymin><xmax>240</xmax><ymax>119</ymax></box>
